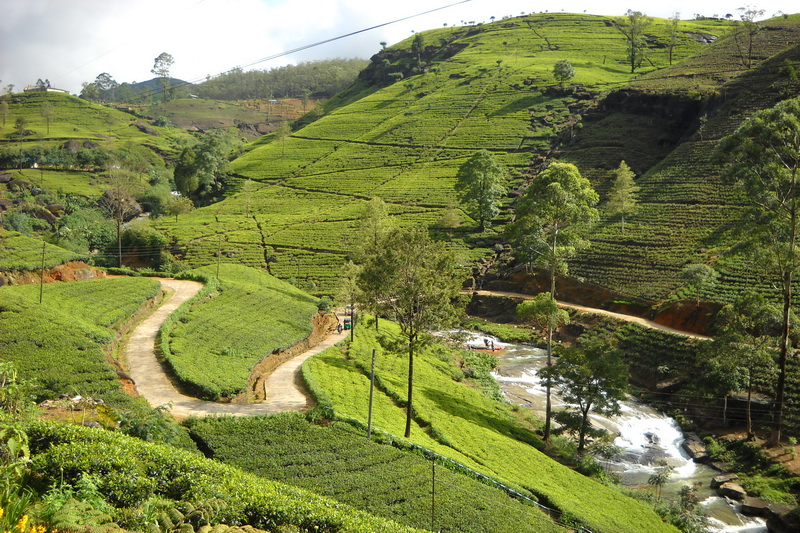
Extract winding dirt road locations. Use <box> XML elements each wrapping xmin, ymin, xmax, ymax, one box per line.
<box><xmin>125</xmin><ymin>278</ymin><xmax>348</xmax><ymax>419</ymax></box>
<box><xmin>470</xmin><ymin>289</ymin><xmax>711</xmax><ymax>341</ymax></box>
<box><xmin>125</xmin><ymin>280</ymin><xmax>707</xmax><ymax>420</ymax></box>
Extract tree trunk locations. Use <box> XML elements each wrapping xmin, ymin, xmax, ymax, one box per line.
<box><xmin>771</xmin><ymin>168</ymin><xmax>797</xmax><ymax>446</ymax></box>
<box><xmin>747</xmin><ymin>372</ymin><xmax>754</xmax><ymax>439</ymax></box>
<box><xmin>405</xmin><ymin>334</ymin><xmax>415</xmax><ymax>439</ymax></box>
<box><xmin>544</xmin><ymin>228</ymin><xmax>558</xmax><ymax>443</ymax></box>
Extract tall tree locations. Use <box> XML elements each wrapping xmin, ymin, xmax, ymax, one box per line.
<box><xmin>354</xmin><ymin>197</ymin><xmax>393</xmax><ymax>328</ymax></box>
<box><xmin>735</xmin><ymin>6</ymin><xmax>765</xmax><ymax>69</ymax></box>
<box><xmin>516</xmin><ymin>292</ymin><xmax>570</xmax><ymax>442</ymax></box>
<box><xmin>541</xmin><ymin>337</ymin><xmax>628</xmax><ymax>452</ymax></box>
<box><xmin>666</xmin><ymin>12</ymin><xmax>681</xmax><ymax>65</ymax></box>
<box><xmin>506</xmin><ymin>162</ymin><xmax>599</xmax><ymax>298</ymax></box>
<box><xmin>358</xmin><ymin>227</ymin><xmax>461</xmax><ymax>438</ymax></box>
<box><xmin>717</xmin><ymin>96</ymin><xmax>800</xmax><ymax>445</ymax></box>
<box><xmin>454</xmin><ymin>150</ymin><xmax>508</xmax><ymax>232</ymax></box>
<box><xmin>606</xmin><ymin>160</ymin><xmax>639</xmax><ymax>233</ymax></box>
<box><xmin>151</xmin><ymin>52</ymin><xmax>175</xmax><ymax>103</ymax></box>
<box><xmin>618</xmin><ymin>10</ymin><xmax>652</xmax><ymax>73</ymax></box>
<box><xmin>506</xmin><ymin>162</ymin><xmax>598</xmax><ymax>442</ymax></box>
<box><xmin>98</xmin><ymin>170</ymin><xmax>142</xmax><ymax>267</ymax></box>
<box><xmin>701</xmin><ymin>291</ymin><xmax>779</xmax><ymax>437</ymax></box>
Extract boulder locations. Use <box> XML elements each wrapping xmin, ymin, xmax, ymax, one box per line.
<box><xmin>718</xmin><ymin>481</ymin><xmax>747</xmax><ymax>500</ymax></box>
<box><xmin>681</xmin><ymin>432</ymin><xmax>709</xmax><ymax>462</ymax></box>
<box><xmin>741</xmin><ymin>496</ymin><xmax>771</xmax><ymax>517</ymax></box>
<box><xmin>710</xmin><ymin>473</ymin><xmax>739</xmax><ymax>488</ymax></box>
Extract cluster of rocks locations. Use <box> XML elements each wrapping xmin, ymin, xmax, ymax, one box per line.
<box><xmin>681</xmin><ymin>432</ymin><xmax>798</xmax><ymax>532</ymax></box>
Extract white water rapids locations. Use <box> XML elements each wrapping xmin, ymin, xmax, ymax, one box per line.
<box><xmin>459</xmin><ymin>332</ymin><xmax>768</xmax><ymax>532</ymax></box>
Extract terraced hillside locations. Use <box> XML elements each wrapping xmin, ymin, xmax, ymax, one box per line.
<box><xmin>151</xmin><ymin>13</ymin><xmax>736</xmax><ymax>295</ymax></box>
<box><xmin>561</xmin><ymin>15</ymin><xmax>800</xmax><ymax>303</ymax></box>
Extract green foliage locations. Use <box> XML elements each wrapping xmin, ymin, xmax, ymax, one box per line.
<box><xmin>552</xmin><ymin>60</ymin><xmax>575</xmax><ymax>85</ymax></box>
<box><xmin>187</xmin><ymin>414</ymin><xmax>556</xmax><ymax>532</ymax></box>
<box><xmin>678</xmin><ymin>263</ymin><xmax>718</xmax><ymax>305</ymax></box>
<box><xmin>0</xmin><ymin>277</ymin><xmax>160</xmax><ymax>409</ymax></box>
<box><xmin>543</xmin><ymin>337</ymin><xmax>629</xmax><ymax>452</ymax></box>
<box><xmin>454</xmin><ymin>150</ymin><xmax>507</xmax><ymax>231</ymax></box>
<box><xmin>0</xmin><ymin>230</ymin><xmax>86</xmax><ymax>271</ymax></box>
<box><xmin>195</xmin><ymin>59</ymin><xmax>369</xmax><ymax>100</ymax></box>
<box><xmin>619</xmin><ymin>10</ymin><xmax>653</xmax><ymax>73</ymax></box>
<box><xmin>27</xmin><ymin>421</ymin><xmax>419</xmax><ymax>532</ymax></box>
<box><xmin>606</xmin><ymin>160</ymin><xmax>639</xmax><ymax>233</ymax></box>
<box><xmin>304</xmin><ymin>319</ymin><xmax>678</xmax><ymax>533</ymax></box>
<box><xmin>173</xmin><ymin>130</ymin><xmax>237</xmax><ymax>204</ymax></box>
<box><xmin>358</xmin><ymin>227</ymin><xmax>462</xmax><ymax>437</ymax></box>
<box><xmin>161</xmin><ymin>264</ymin><xmax>318</xmax><ymax>400</ymax></box>
<box><xmin>506</xmin><ymin>162</ymin><xmax>599</xmax><ymax>293</ymax></box>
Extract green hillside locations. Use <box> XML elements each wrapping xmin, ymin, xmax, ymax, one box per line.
<box><xmin>160</xmin><ymin>264</ymin><xmax>320</xmax><ymax>400</ymax></box>
<box><xmin>301</xmin><ymin>318</ymin><xmax>676</xmax><ymax>533</ymax></box>
<box><xmin>188</xmin><ymin>414</ymin><xmax>563</xmax><ymax>533</ymax></box>
<box><xmin>151</xmin><ymin>13</ymin><xmax>738</xmax><ymax>295</ymax></box>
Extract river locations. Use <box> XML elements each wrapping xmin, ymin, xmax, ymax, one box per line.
<box><xmin>465</xmin><ymin>333</ymin><xmax>767</xmax><ymax>533</ymax></box>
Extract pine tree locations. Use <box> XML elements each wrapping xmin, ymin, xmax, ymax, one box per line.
<box><xmin>606</xmin><ymin>160</ymin><xmax>639</xmax><ymax>233</ymax></box>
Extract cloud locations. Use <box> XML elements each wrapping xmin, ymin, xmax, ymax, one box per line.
<box><xmin>1</xmin><ymin>0</ymin><xmax>796</xmax><ymax>94</ymax></box>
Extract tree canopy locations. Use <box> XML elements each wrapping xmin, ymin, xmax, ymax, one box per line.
<box><xmin>618</xmin><ymin>10</ymin><xmax>652</xmax><ymax>73</ymax></box>
<box><xmin>717</xmin><ymin>95</ymin><xmax>800</xmax><ymax>444</ymax></box>
<box><xmin>606</xmin><ymin>160</ymin><xmax>638</xmax><ymax>233</ymax></box>
<box><xmin>506</xmin><ymin>162</ymin><xmax>599</xmax><ymax>296</ymax></box>
<box><xmin>454</xmin><ymin>150</ymin><xmax>508</xmax><ymax>232</ymax></box>
<box><xmin>357</xmin><ymin>227</ymin><xmax>461</xmax><ymax>438</ymax></box>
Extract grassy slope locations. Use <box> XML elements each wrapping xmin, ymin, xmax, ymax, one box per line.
<box><xmin>187</xmin><ymin>414</ymin><xmax>563</xmax><ymax>533</ymax></box>
<box><xmin>0</xmin><ymin>276</ymin><xmax>160</xmax><ymax>408</ymax></box>
<box><xmin>162</xmin><ymin>264</ymin><xmax>319</xmax><ymax>399</ymax></box>
<box><xmin>0</xmin><ymin>91</ymin><xmax>188</xmax><ymax>196</ymax></box>
<box><xmin>0</xmin><ymin>229</ymin><xmax>86</xmax><ymax>270</ymax></box>
<box><xmin>303</xmin><ymin>320</ymin><xmax>677</xmax><ymax>533</ymax></box>
<box><xmin>27</xmin><ymin>421</ymin><xmax>420</xmax><ymax>533</ymax></box>
<box><xmin>152</xmin><ymin>13</ymin><xmax>734</xmax><ymax>295</ymax></box>
<box><xmin>561</xmin><ymin>17</ymin><xmax>800</xmax><ymax>303</ymax></box>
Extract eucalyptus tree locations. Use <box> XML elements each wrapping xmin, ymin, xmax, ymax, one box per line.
<box><xmin>716</xmin><ymin>96</ymin><xmax>800</xmax><ymax>444</ymax></box>
<box><xmin>666</xmin><ymin>13</ymin><xmax>681</xmax><ymax>65</ymax></box>
<box><xmin>151</xmin><ymin>52</ymin><xmax>175</xmax><ymax>103</ymax></box>
<box><xmin>357</xmin><ymin>227</ymin><xmax>461</xmax><ymax>438</ymax></box>
<box><xmin>516</xmin><ymin>292</ymin><xmax>569</xmax><ymax>442</ymax></box>
<box><xmin>454</xmin><ymin>150</ymin><xmax>508</xmax><ymax>232</ymax></box>
<box><xmin>679</xmin><ymin>263</ymin><xmax>718</xmax><ymax>306</ymax></box>
<box><xmin>506</xmin><ymin>162</ymin><xmax>599</xmax><ymax>297</ymax></box>
<box><xmin>618</xmin><ymin>10</ymin><xmax>652</xmax><ymax>73</ymax></box>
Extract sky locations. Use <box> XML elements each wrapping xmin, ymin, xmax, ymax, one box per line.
<box><xmin>1</xmin><ymin>0</ymin><xmax>797</xmax><ymax>95</ymax></box>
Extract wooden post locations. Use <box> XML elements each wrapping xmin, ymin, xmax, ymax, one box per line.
<box><xmin>431</xmin><ymin>459</ymin><xmax>436</xmax><ymax>532</ymax></box>
<box><xmin>367</xmin><ymin>348</ymin><xmax>376</xmax><ymax>438</ymax></box>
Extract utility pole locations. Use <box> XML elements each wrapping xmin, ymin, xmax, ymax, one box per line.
<box><xmin>216</xmin><ymin>234</ymin><xmax>222</xmax><ymax>279</ymax></box>
<box><xmin>367</xmin><ymin>348</ymin><xmax>376</xmax><ymax>438</ymax></box>
<box><xmin>431</xmin><ymin>459</ymin><xmax>436</xmax><ymax>532</ymax></box>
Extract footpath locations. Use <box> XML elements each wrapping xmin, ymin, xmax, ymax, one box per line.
<box><xmin>125</xmin><ymin>278</ymin><xmax>348</xmax><ymax>419</ymax></box>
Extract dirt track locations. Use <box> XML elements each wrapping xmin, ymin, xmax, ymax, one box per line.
<box><xmin>125</xmin><ymin>278</ymin><xmax>347</xmax><ymax>419</ymax></box>
<box><xmin>470</xmin><ymin>289</ymin><xmax>711</xmax><ymax>341</ymax></box>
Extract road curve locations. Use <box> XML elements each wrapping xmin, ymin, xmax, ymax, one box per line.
<box><xmin>470</xmin><ymin>289</ymin><xmax>712</xmax><ymax>341</ymax></box>
<box><xmin>125</xmin><ymin>278</ymin><xmax>348</xmax><ymax>419</ymax></box>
